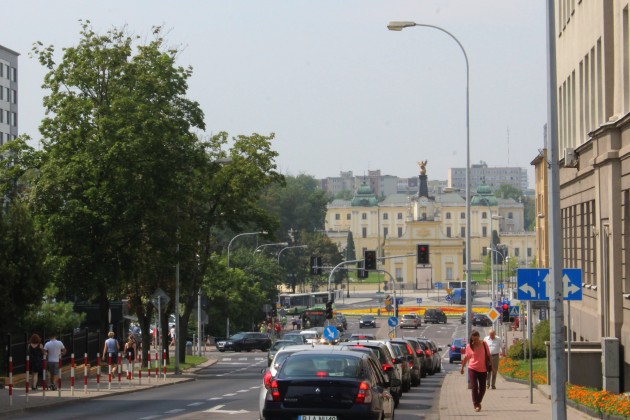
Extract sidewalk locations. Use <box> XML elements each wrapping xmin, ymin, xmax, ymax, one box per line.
<box><xmin>0</xmin><ymin>356</ymin><xmax>219</xmax><ymax>416</ymax></box>
<box><xmin>438</xmin><ymin>368</ymin><xmax>596</xmax><ymax>419</ymax></box>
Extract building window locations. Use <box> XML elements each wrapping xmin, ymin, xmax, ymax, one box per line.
<box><xmin>383</xmin><ymin>213</ymin><xmax>389</xmax><ymax>220</ymax></box>
<box><xmin>335</xmin><ymin>213</ymin><xmax>340</xmax><ymax>220</ymax></box>
<box><xmin>482</xmin><ymin>212</ymin><xmax>487</xmax><ymax>219</ymax></box>
<box><xmin>4</xmin><ymin>65</ymin><xmax>8</xmax><ymax>79</ymax></box>
<box><xmin>514</xmin><ymin>248</ymin><xmax>520</xmax><ymax>257</ymax></box>
<box><xmin>362</xmin><ymin>213</ymin><xmax>367</xmax><ymax>220</ymax></box>
<box><xmin>362</xmin><ymin>227</ymin><xmax>367</xmax><ymax>238</ymax></box>
<box><xmin>395</xmin><ymin>268</ymin><xmax>402</xmax><ymax>281</ymax></box>
<box><xmin>482</xmin><ymin>246</ymin><xmax>488</xmax><ymax>256</ymax></box>
<box><xmin>508</xmin><ymin>212</ymin><xmax>513</xmax><ymax>219</ymax></box>
<box><xmin>397</xmin><ymin>212</ymin><xmax>403</xmax><ymax>220</ymax></box>
<box><xmin>527</xmin><ymin>247</ymin><xmax>532</xmax><ymax>258</ymax></box>
<box><xmin>5</xmin><ymin>88</ymin><xmax>8</xmax><ymax>101</ymax></box>
<box><xmin>10</xmin><ymin>89</ymin><xmax>16</xmax><ymax>104</ymax></box>
<box><xmin>446</xmin><ymin>212</ymin><xmax>451</xmax><ymax>219</ymax></box>
<box><xmin>446</xmin><ymin>227</ymin><xmax>452</xmax><ymax>237</ymax></box>
<box><xmin>10</xmin><ymin>112</ymin><xmax>16</xmax><ymax>127</ymax></box>
<box><xmin>346</xmin><ymin>213</ymin><xmax>351</xmax><ymax>220</ymax></box>
<box><xmin>460</xmin><ymin>212</ymin><xmax>465</xmax><ymax>219</ymax></box>
<box><xmin>397</xmin><ymin>227</ymin><xmax>403</xmax><ymax>237</ymax></box>
<box><xmin>10</xmin><ymin>67</ymin><xmax>16</xmax><ymax>82</ymax></box>
<box><xmin>383</xmin><ymin>227</ymin><xmax>388</xmax><ymax>238</ymax></box>
<box><xmin>460</xmin><ymin>227</ymin><xmax>465</xmax><ymax>238</ymax></box>
<box><xmin>482</xmin><ymin>226</ymin><xmax>487</xmax><ymax>237</ymax></box>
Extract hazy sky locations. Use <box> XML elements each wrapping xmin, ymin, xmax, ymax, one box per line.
<box><xmin>5</xmin><ymin>1</ymin><xmax>547</xmax><ymax>186</ymax></box>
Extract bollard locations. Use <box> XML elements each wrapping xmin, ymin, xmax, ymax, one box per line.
<box><xmin>9</xmin><ymin>356</ymin><xmax>13</xmax><ymax>406</ymax></box>
<box><xmin>147</xmin><ymin>350</ymin><xmax>151</xmax><ymax>383</ymax></box>
<box><xmin>58</xmin><ymin>355</ymin><xmax>62</xmax><ymax>398</ymax></box>
<box><xmin>108</xmin><ymin>353</ymin><xmax>112</xmax><ymax>390</ymax></box>
<box><xmin>26</xmin><ymin>355</ymin><xmax>30</xmax><ymax>403</ymax></box>
<box><xmin>96</xmin><ymin>353</ymin><xmax>101</xmax><ymax>391</ymax></box>
<box><xmin>154</xmin><ymin>350</ymin><xmax>159</xmax><ymax>379</ymax></box>
<box><xmin>42</xmin><ymin>358</ymin><xmax>47</xmax><ymax>399</ymax></box>
<box><xmin>163</xmin><ymin>349</ymin><xmax>166</xmax><ymax>381</ymax></box>
<box><xmin>117</xmin><ymin>352</ymin><xmax>122</xmax><ymax>388</ymax></box>
<box><xmin>83</xmin><ymin>353</ymin><xmax>88</xmax><ymax>394</ymax></box>
<box><xmin>127</xmin><ymin>352</ymin><xmax>132</xmax><ymax>386</ymax></box>
<box><xmin>70</xmin><ymin>353</ymin><xmax>75</xmax><ymax>396</ymax></box>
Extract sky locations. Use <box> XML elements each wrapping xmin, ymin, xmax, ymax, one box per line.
<box><xmin>5</xmin><ymin>1</ymin><xmax>547</xmax><ymax>187</ymax></box>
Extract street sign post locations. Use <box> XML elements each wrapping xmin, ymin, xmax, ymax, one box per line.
<box><xmin>416</xmin><ymin>297</ymin><xmax>422</xmax><ymax>304</ymax></box>
<box><xmin>517</xmin><ymin>268</ymin><xmax>583</xmax><ymax>301</ymax></box>
<box><xmin>323</xmin><ymin>325</ymin><xmax>339</xmax><ymax>342</ymax></box>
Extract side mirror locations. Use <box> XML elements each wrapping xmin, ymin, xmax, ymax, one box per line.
<box><xmin>389</xmin><ymin>378</ymin><xmax>402</xmax><ymax>387</ymax></box>
<box><xmin>437</xmin><ymin>347</ymin><xmax>442</xmax><ymax>352</ymax></box>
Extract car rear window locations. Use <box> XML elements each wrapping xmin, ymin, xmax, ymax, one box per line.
<box><xmin>280</xmin><ymin>355</ymin><xmax>361</xmax><ymax>378</ymax></box>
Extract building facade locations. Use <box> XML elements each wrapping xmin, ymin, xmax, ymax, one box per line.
<box><xmin>448</xmin><ymin>161</ymin><xmax>528</xmax><ymax>193</ymax></box>
<box><xmin>0</xmin><ymin>45</ymin><xmax>18</xmax><ymax>146</ymax></box>
<box><xmin>536</xmin><ymin>0</ymin><xmax>630</xmax><ymax>391</ymax></box>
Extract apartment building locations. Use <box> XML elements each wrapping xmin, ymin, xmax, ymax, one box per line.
<box><xmin>448</xmin><ymin>161</ymin><xmax>528</xmax><ymax>193</ymax></box>
<box><xmin>0</xmin><ymin>45</ymin><xmax>18</xmax><ymax>146</ymax></box>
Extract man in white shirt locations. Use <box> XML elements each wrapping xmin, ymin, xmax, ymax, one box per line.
<box><xmin>43</xmin><ymin>333</ymin><xmax>67</xmax><ymax>390</ymax></box>
<box><xmin>484</xmin><ymin>329</ymin><xmax>502</xmax><ymax>389</ymax></box>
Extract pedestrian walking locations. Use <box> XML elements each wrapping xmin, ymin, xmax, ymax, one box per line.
<box><xmin>43</xmin><ymin>332</ymin><xmax>66</xmax><ymax>390</ymax></box>
<box><xmin>28</xmin><ymin>334</ymin><xmax>44</xmax><ymax>390</ymax></box>
<box><xmin>169</xmin><ymin>326</ymin><xmax>176</xmax><ymax>347</ymax></box>
<box><xmin>484</xmin><ymin>328</ymin><xmax>502</xmax><ymax>389</ymax></box>
<box><xmin>102</xmin><ymin>331</ymin><xmax>120</xmax><ymax>375</ymax></box>
<box><xmin>124</xmin><ymin>334</ymin><xmax>137</xmax><ymax>378</ymax></box>
<box><xmin>460</xmin><ymin>329</ymin><xmax>491</xmax><ymax>412</ymax></box>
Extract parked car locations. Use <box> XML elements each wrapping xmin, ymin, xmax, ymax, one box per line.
<box><xmin>424</xmin><ymin>308</ymin><xmax>447</xmax><ymax>324</ymax></box>
<box><xmin>359</xmin><ymin>315</ymin><xmax>376</xmax><ymax>328</ymax></box>
<box><xmin>399</xmin><ymin>313</ymin><xmax>421</xmax><ymax>329</ymax></box>
<box><xmin>260</xmin><ymin>349</ymin><xmax>397</xmax><ymax>420</ymax></box>
<box><xmin>342</xmin><ymin>340</ymin><xmax>403</xmax><ymax>407</ymax></box>
<box><xmin>281</xmin><ymin>332</ymin><xmax>306</xmax><ymax>345</ymax></box>
<box><xmin>336</xmin><ymin>313</ymin><xmax>348</xmax><ymax>331</ymax></box>
<box><xmin>267</xmin><ymin>340</ymin><xmax>298</xmax><ymax>366</ymax></box>
<box><xmin>391</xmin><ymin>338</ymin><xmax>421</xmax><ymax>387</ymax></box>
<box><xmin>417</xmin><ymin>338</ymin><xmax>442</xmax><ymax>375</ymax></box>
<box><xmin>299</xmin><ymin>329</ymin><xmax>321</xmax><ymax>344</ymax></box>
<box><xmin>402</xmin><ymin>336</ymin><xmax>430</xmax><ymax>378</ymax></box>
<box><xmin>449</xmin><ymin>338</ymin><xmax>467</xmax><ymax>364</ymax></box>
<box><xmin>216</xmin><ymin>332</ymin><xmax>272</xmax><ymax>352</ymax></box>
<box><xmin>350</xmin><ymin>333</ymin><xmax>376</xmax><ymax>340</ymax></box>
<box><xmin>460</xmin><ymin>312</ymin><xmax>467</xmax><ymax>324</ymax></box>
<box><xmin>472</xmin><ymin>313</ymin><xmax>492</xmax><ymax>327</ymax></box>
<box><xmin>384</xmin><ymin>341</ymin><xmax>411</xmax><ymax>392</ymax></box>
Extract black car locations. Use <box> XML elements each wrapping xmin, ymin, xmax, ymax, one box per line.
<box><xmin>342</xmin><ymin>340</ymin><xmax>403</xmax><ymax>407</ymax></box>
<box><xmin>417</xmin><ymin>338</ymin><xmax>442</xmax><ymax>374</ymax></box>
<box><xmin>385</xmin><ymin>341</ymin><xmax>411</xmax><ymax>392</ymax></box>
<box><xmin>424</xmin><ymin>308</ymin><xmax>447</xmax><ymax>324</ymax></box>
<box><xmin>391</xmin><ymin>338</ymin><xmax>421</xmax><ymax>387</ymax></box>
<box><xmin>472</xmin><ymin>313</ymin><xmax>492</xmax><ymax>327</ymax></box>
<box><xmin>260</xmin><ymin>349</ymin><xmax>397</xmax><ymax>420</ymax></box>
<box><xmin>336</xmin><ymin>313</ymin><xmax>348</xmax><ymax>331</ymax></box>
<box><xmin>216</xmin><ymin>332</ymin><xmax>272</xmax><ymax>352</ymax></box>
<box><xmin>359</xmin><ymin>315</ymin><xmax>376</xmax><ymax>328</ymax></box>
<box><xmin>402</xmin><ymin>336</ymin><xmax>430</xmax><ymax>378</ymax></box>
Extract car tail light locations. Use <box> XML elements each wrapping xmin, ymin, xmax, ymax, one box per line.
<box><xmin>382</xmin><ymin>362</ymin><xmax>394</xmax><ymax>372</ymax></box>
<box><xmin>391</xmin><ymin>357</ymin><xmax>397</xmax><ymax>364</ymax></box>
<box><xmin>270</xmin><ymin>380</ymin><xmax>281</xmax><ymax>401</ymax></box>
<box><xmin>405</xmin><ymin>344</ymin><xmax>413</xmax><ymax>355</ymax></box>
<box><xmin>451</xmin><ymin>345</ymin><xmax>456</xmax><ymax>352</ymax></box>
<box><xmin>263</xmin><ymin>370</ymin><xmax>273</xmax><ymax>389</ymax></box>
<box><xmin>408</xmin><ymin>361</ymin><xmax>413</xmax><ymax>368</ymax></box>
<box><xmin>355</xmin><ymin>381</ymin><xmax>372</xmax><ymax>404</ymax></box>
<box><xmin>316</xmin><ymin>371</ymin><xmax>328</xmax><ymax>377</ymax></box>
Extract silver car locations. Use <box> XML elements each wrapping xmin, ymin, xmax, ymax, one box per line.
<box><xmin>399</xmin><ymin>313</ymin><xmax>421</xmax><ymax>329</ymax></box>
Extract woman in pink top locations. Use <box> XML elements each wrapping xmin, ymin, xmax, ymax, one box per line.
<box><xmin>460</xmin><ymin>329</ymin><xmax>490</xmax><ymax>412</ymax></box>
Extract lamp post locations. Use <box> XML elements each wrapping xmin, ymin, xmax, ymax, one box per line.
<box><xmin>387</xmin><ymin>21</ymin><xmax>471</xmax><ymax>338</ymax></box>
<box><xmin>227</xmin><ymin>231</ymin><xmax>267</xmax><ymax>268</ymax></box>
<box><xmin>277</xmin><ymin>245</ymin><xmax>308</xmax><ymax>264</ymax></box>
<box><xmin>254</xmin><ymin>242</ymin><xmax>289</xmax><ymax>254</ymax></box>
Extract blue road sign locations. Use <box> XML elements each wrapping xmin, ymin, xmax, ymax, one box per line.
<box><xmin>509</xmin><ymin>306</ymin><xmax>520</xmax><ymax>317</ymax></box>
<box><xmin>435</xmin><ymin>282</ymin><xmax>443</xmax><ymax>289</ymax></box>
<box><xmin>497</xmin><ymin>283</ymin><xmax>504</xmax><ymax>289</ymax></box>
<box><xmin>503</xmin><ymin>298</ymin><xmax>510</xmax><ymax>305</ymax></box>
<box><xmin>323</xmin><ymin>325</ymin><xmax>339</xmax><ymax>341</ymax></box>
<box><xmin>517</xmin><ymin>268</ymin><xmax>583</xmax><ymax>301</ymax></box>
<box><xmin>388</xmin><ymin>317</ymin><xmax>399</xmax><ymax>327</ymax></box>
<box><xmin>445</xmin><ymin>295</ymin><xmax>452</xmax><ymax>302</ymax></box>
<box><xmin>396</xmin><ymin>297</ymin><xmax>404</xmax><ymax>305</ymax></box>
<box><xmin>416</xmin><ymin>297</ymin><xmax>423</xmax><ymax>304</ymax></box>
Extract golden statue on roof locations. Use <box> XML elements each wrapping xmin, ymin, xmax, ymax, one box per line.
<box><xmin>417</xmin><ymin>160</ymin><xmax>428</xmax><ymax>175</ymax></box>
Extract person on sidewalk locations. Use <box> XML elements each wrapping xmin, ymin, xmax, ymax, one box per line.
<box><xmin>28</xmin><ymin>334</ymin><xmax>44</xmax><ymax>390</ymax></box>
<box><xmin>460</xmin><ymin>329</ymin><xmax>491</xmax><ymax>412</ymax></box>
<box><xmin>102</xmin><ymin>331</ymin><xmax>120</xmax><ymax>374</ymax></box>
<box><xmin>484</xmin><ymin>329</ymin><xmax>502</xmax><ymax>389</ymax></box>
<box><xmin>43</xmin><ymin>332</ymin><xmax>66</xmax><ymax>391</ymax></box>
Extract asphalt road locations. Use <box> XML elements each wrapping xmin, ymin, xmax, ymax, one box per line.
<box><xmin>11</xmin><ymin>318</ymin><xmax>492</xmax><ymax>420</ymax></box>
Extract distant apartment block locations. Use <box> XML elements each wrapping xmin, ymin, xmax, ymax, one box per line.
<box><xmin>319</xmin><ymin>170</ymin><xmax>447</xmax><ymax>198</ymax></box>
<box><xmin>448</xmin><ymin>161</ymin><xmax>528</xmax><ymax>193</ymax></box>
<box><xmin>0</xmin><ymin>45</ymin><xmax>18</xmax><ymax>146</ymax></box>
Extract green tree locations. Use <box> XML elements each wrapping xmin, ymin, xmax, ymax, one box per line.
<box><xmin>495</xmin><ymin>184</ymin><xmax>523</xmax><ymax>201</ymax></box>
<box><xmin>23</xmin><ymin>284</ymin><xmax>86</xmax><ymax>333</ymax></box>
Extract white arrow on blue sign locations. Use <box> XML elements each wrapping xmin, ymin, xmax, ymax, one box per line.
<box><xmin>388</xmin><ymin>317</ymin><xmax>399</xmax><ymax>327</ymax></box>
<box><xmin>396</xmin><ymin>297</ymin><xmax>404</xmax><ymax>305</ymax></box>
<box><xmin>416</xmin><ymin>297</ymin><xmax>423</xmax><ymax>304</ymax></box>
<box><xmin>323</xmin><ymin>325</ymin><xmax>339</xmax><ymax>341</ymax></box>
<box><xmin>517</xmin><ymin>268</ymin><xmax>582</xmax><ymax>301</ymax></box>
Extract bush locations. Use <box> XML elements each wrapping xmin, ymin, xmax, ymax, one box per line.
<box><xmin>507</xmin><ymin>339</ymin><xmax>546</xmax><ymax>359</ymax></box>
<box><xmin>532</xmin><ymin>319</ymin><xmax>550</xmax><ymax>347</ymax></box>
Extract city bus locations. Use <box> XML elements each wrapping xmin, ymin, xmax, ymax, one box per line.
<box><xmin>278</xmin><ymin>291</ymin><xmax>333</xmax><ymax>316</ymax></box>
<box><xmin>447</xmin><ymin>281</ymin><xmax>478</xmax><ymax>296</ymax></box>
<box><xmin>301</xmin><ymin>308</ymin><xmax>327</xmax><ymax>329</ymax></box>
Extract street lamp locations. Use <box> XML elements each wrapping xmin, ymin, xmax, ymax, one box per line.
<box><xmin>388</xmin><ymin>21</ymin><xmax>471</xmax><ymax>338</ymax></box>
<box><xmin>254</xmin><ymin>242</ymin><xmax>289</xmax><ymax>254</ymax></box>
<box><xmin>227</xmin><ymin>231</ymin><xmax>267</xmax><ymax>268</ymax></box>
<box><xmin>277</xmin><ymin>245</ymin><xmax>308</xmax><ymax>264</ymax></box>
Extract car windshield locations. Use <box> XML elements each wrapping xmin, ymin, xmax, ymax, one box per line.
<box><xmin>361</xmin><ymin>316</ymin><xmax>374</xmax><ymax>320</ymax></box>
<box><xmin>403</xmin><ymin>315</ymin><xmax>415</xmax><ymax>319</ymax></box>
<box><xmin>229</xmin><ymin>333</ymin><xmax>246</xmax><ymax>340</ymax></box>
<box><xmin>453</xmin><ymin>338</ymin><xmax>466</xmax><ymax>346</ymax></box>
<box><xmin>279</xmin><ymin>354</ymin><xmax>361</xmax><ymax>378</ymax></box>
<box><xmin>271</xmin><ymin>341</ymin><xmax>295</xmax><ymax>351</ymax></box>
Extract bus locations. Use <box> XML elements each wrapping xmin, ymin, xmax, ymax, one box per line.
<box><xmin>278</xmin><ymin>291</ymin><xmax>333</xmax><ymax>316</ymax></box>
<box><xmin>301</xmin><ymin>308</ymin><xmax>327</xmax><ymax>329</ymax></box>
<box><xmin>447</xmin><ymin>281</ymin><xmax>478</xmax><ymax>296</ymax></box>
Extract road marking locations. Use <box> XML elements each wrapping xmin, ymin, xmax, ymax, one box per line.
<box><xmin>139</xmin><ymin>416</ymin><xmax>162</xmax><ymax>420</ymax></box>
<box><xmin>165</xmin><ymin>409</ymin><xmax>185</xmax><ymax>414</ymax></box>
<box><xmin>187</xmin><ymin>402</ymin><xmax>204</xmax><ymax>406</ymax></box>
<box><xmin>223</xmin><ymin>393</ymin><xmax>237</xmax><ymax>396</ymax></box>
<box><xmin>236</xmin><ymin>389</ymin><xmax>249</xmax><ymax>393</ymax></box>
<box><xmin>250</xmin><ymin>386</ymin><xmax>260</xmax><ymax>389</ymax></box>
<box><xmin>208</xmin><ymin>397</ymin><xmax>221</xmax><ymax>400</ymax></box>
<box><xmin>204</xmin><ymin>405</ymin><xmax>250</xmax><ymax>414</ymax></box>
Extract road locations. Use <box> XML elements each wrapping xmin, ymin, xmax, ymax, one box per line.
<box><xmin>12</xmin><ymin>317</ymin><xmax>493</xmax><ymax>420</ymax></box>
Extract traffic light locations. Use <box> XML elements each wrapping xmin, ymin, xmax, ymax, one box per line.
<box><xmin>364</xmin><ymin>250</ymin><xmax>377</xmax><ymax>270</ymax></box>
<box><xmin>417</xmin><ymin>244</ymin><xmax>430</xmax><ymax>265</ymax></box>
<box><xmin>357</xmin><ymin>261</ymin><xmax>368</xmax><ymax>279</ymax></box>
<box><xmin>325</xmin><ymin>301</ymin><xmax>333</xmax><ymax>319</ymax></box>
<box><xmin>316</xmin><ymin>256</ymin><xmax>322</xmax><ymax>275</ymax></box>
<box><xmin>310</xmin><ymin>256</ymin><xmax>322</xmax><ymax>275</ymax></box>
<box><xmin>502</xmin><ymin>304</ymin><xmax>510</xmax><ymax>323</ymax></box>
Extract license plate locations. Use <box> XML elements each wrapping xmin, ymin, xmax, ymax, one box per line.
<box><xmin>298</xmin><ymin>416</ymin><xmax>337</xmax><ymax>420</ymax></box>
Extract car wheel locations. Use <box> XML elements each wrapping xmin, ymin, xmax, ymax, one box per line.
<box><xmin>394</xmin><ymin>392</ymin><xmax>400</xmax><ymax>408</ymax></box>
<box><xmin>414</xmin><ymin>325</ymin><xmax>418</xmax><ymax>329</ymax></box>
<box><xmin>449</xmin><ymin>358</ymin><xmax>453</xmax><ymax>364</ymax></box>
<box><xmin>218</xmin><ymin>349</ymin><xmax>225</xmax><ymax>352</ymax></box>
